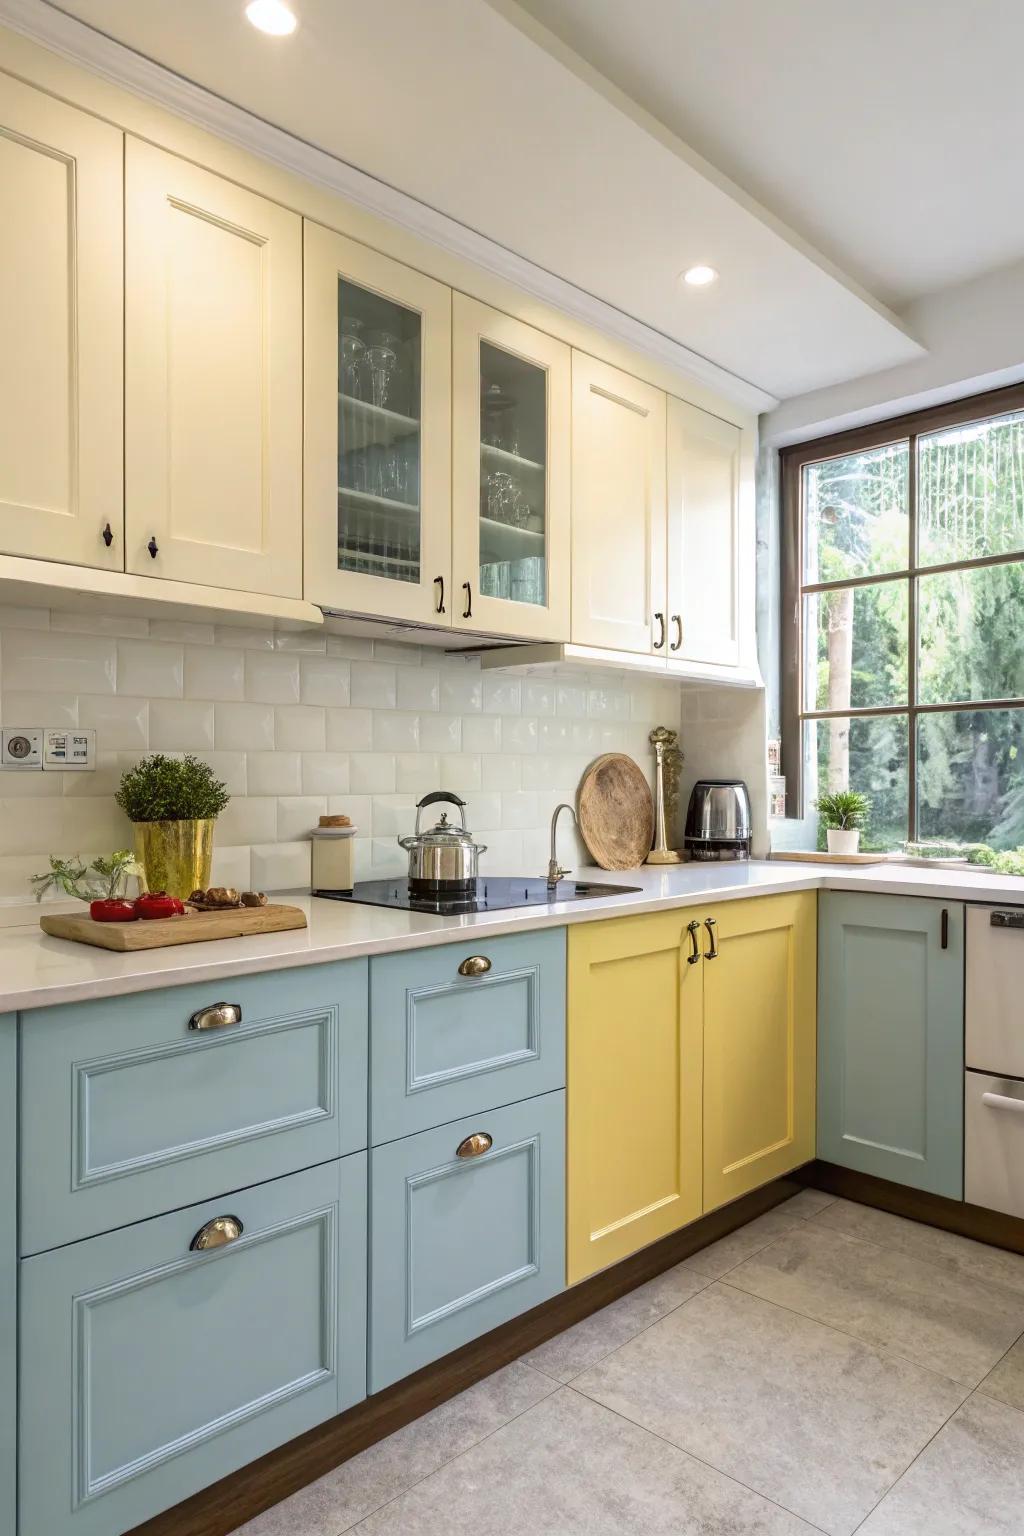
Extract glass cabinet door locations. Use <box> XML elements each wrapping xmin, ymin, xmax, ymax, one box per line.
<box><xmin>304</xmin><ymin>224</ymin><xmax>451</xmax><ymax>624</ymax></box>
<box><xmin>453</xmin><ymin>296</ymin><xmax>570</xmax><ymax>641</ymax></box>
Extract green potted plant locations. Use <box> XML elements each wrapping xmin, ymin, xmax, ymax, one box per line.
<box><xmin>115</xmin><ymin>754</ymin><xmax>230</xmax><ymax>898</ymax></box>
<box><xmin>815</xmin><ymin>790</ymin><xmax>870</xmax><ymax>855</ymax></box>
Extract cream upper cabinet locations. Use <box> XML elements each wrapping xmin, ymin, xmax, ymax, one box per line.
<box><xmin>125</xmin><ymin>139</ymin><xmax>302</xmax><ymax>597</ymax></box>
<box><xmin>452</xmin><ymin>296</ymin><xmax>570</xmax><ymax>641</ymax></box>
<box><xmin>304</xmin><ymin>221</ymin><xmax>452</xmax><ymax>625</ymax></box>
<box><xmin>571</xmin><ymin>354</ymin><xmax>667</xmax><ymax>655</ymax></box>
<box><xmin>0</xmin><ymin>76</ymin><xmax>122</xmax><ymax>571</ymax></box>
<box><xmin>667</xmin><ymin>395</ymin><xmax>742</xmax><ymax>669</ymax></box>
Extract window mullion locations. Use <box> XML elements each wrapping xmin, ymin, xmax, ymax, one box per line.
<box><xmin>908</xmin><ymin>432</ymin><xmax>919</xmax><ymax>841</ymax></box>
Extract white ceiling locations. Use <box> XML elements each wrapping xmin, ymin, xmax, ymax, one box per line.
<box><xmin>513</xmin><ymin>0</ymin><xmax>1024</xmax><ymax>310</ymax></box>
<box><xmin>28</xmin><ymin>0</ymin><xmax>939</xmax><ymax>401</ymax></box>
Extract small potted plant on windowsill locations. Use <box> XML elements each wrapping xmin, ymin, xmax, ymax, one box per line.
<box><xmin>815</xmin><ymin>790</ymin><xmax>871</xmax><ymax>855</ymax></box>
<box><xmin>115</xmin><ymin>754</ymin><xmax>230</xmax><ymax>899</ymax></box>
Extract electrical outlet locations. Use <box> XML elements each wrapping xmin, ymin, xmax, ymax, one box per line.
<box><xmin>42</xmin><ymin>727</ymin><xmax>96</xmax><ymax>771</ymax></box>
<box><xmin>1</xmin><ymin>727</ymin><xmax>43</xmax><ymax>770</ymax></box>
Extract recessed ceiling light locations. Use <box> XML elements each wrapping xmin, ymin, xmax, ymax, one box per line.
<box><xmin>245</xmin><ymin>0</ymin><xmax>298</xmax><ymax>36</ymax></box>
<box><xmin>682</xmin><ymin>264</ymin><xmax>718</xmax><ymax>287</ymax></box>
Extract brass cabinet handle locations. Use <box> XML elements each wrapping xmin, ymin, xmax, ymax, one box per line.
<box><xmin>670</xmin><ymin>614</ymin><xmax>682</xmax><ymax>652</ymax></box>
<box><xmin>704</xmin><ymin>917</ymin><xmax>719</xmax><ymax>960</ymax></box>
<box><xmin>456</xmin><ymin>1132</ymin><xmax>493</xmax><ymax>1159</ymax></box>
<box><xmin>434</xmin><ymin>575</ymin><xmax>446</xmax><ymax>614</ymax></box>
<box><xmin>190</xmin><ymin>1214</ymin><xmax>243</xmax><ymax>1251</ymax></box>
<box><xmin>686</xmin><ymin>919</ymin><xmax>701</xmax><ymax>965</ymax></box>
<box><xmin>457</xmin><ymin>954</ymin><xmax>492</xmax><ymax>978</ymax></box>
<box><xmin>653</xmin><ymin>612</ymin><xmax>666</xmax><ymax>649</ymax></box>
<box><xmin>188</xmin><ymin>1001</ymin><xmax>242</xmax><ymax>1032</ymax></box>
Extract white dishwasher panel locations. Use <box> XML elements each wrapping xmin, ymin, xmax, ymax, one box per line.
<box><xmin>966</xmin><ymin>905</ymin><xmax>1024</xmax><ymax>1075</ymax></box>
<box><xmin>965</xmin><ymin>1069</ymin><xmax>1024</xmax><ymax>1219</ymax></box>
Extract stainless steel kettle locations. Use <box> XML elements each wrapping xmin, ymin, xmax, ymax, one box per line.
<box><xmin>398</xmin><ymin>791</ymin><xmax>487</xmax><ymax>891</ymax></box>
<box><xmin>684</xmin><ymin>780</ymin><xmax>752</xmax><ymax>860</ymax></box>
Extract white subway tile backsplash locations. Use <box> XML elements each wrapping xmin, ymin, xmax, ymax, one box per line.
<box><xmin>372</xmin><ymin>711</ymin><xmax>420</xmax><ymax>753</ymax></box>
<box><xmin>215</xmin><ymin>701</ymin><xmax>275</xmax><ymax>752</ymax></box>
<box><xmin>325</xmin><ymin>708</ymin><xmax>373</xmax><ymax>752</ymax></box>
<box><xmin>149</xmin><ymin>700</ymin><xmax>215</xmax><ymax>752</ymax></box>
<box><xmin>117</xmin><ymin>640</ymin><xmax>183</xmax><ymax>699</ymax></box>
<box><xmin>4</xmin><ymin>629</ymin><xmax>116</xmax><ymax>695</ymax></box>
<box><xmin>351</xmin><ymin>661</ymin><xmax>396</xmax><ymax>709</ymax></box>
<box><xmin>184</xmin><ymin>645</ymin><xmax>245</xmax><ymax>701</ymax></box>
<box><xmin>247</xmin><ymin>751</ymin><xmax>301</xmax><ymax>797</ymax></box>
<box><xmin>300</xmin><ymin>656</ymin><xmax>350</xmax><ymax>708</ymax></box>
<box><xmin>0</xmin><ymin>605</ymin><xmax>686</xmax><ymax>901</ymax></box>
<box><xmin>274</xmin><ymin>705</ymin><xmax>326</xmax><ymax>752</ymax></box>
<box><xmin>245</xmin><ymin>651</ymin><xmax>301</xmax><ymax>705</ymax></box>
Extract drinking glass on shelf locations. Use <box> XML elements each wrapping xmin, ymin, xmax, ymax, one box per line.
<box><xmin>484</xmin><ymin>470</ymin><xmax>528</xmax><ymax>526</ymax></box>
<box><xmin>481</xmin><ymin>382</ymin><xmax>519</xmax><ymax>454</ymax></box>
<box><xmin>362</xmin><ymin>340</ymin><xmax>398</xmax><ymax>410</ymax></box>
<box><xmin>340</xmin><ymin>318</ymin><xmax>365</xmax><ymax>400</ymax></box>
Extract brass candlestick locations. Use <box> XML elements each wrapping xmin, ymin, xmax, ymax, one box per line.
<box><xmin>646</xmin><ymin>726</ymin><xmax>684</xmax><ymax>865</ymax></box>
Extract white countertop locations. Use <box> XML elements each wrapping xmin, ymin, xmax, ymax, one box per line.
<box><xmin>3</xmin><ymin>859</ymin><xmax>1023</xmax><ymax>1014</ymax></box>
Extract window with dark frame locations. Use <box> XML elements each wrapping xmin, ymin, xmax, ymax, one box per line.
<box><xmin>780</xmin><ymin>383</ymin><xmax>1024</xmax><ymax>852</ymax></box>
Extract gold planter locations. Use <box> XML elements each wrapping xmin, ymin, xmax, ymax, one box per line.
<box><xmin>133</xmin><ymin>818</ymin><xmax>215</xmax><ymax>899</ymax></box>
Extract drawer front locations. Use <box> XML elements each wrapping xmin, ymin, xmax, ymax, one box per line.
<box><xmin>19</xmin><ymin>1156</ymin><xmax>366</xmax><ymax>1536</ymax></box>
<box><xmin>370</xmin><ymin>929</ymin><xmax>565</xmax><ymax>1144</ymax></box>
<box><xmin>369</xmin><ymin>1090</ymin><xmax>565</xmax><ymax>1391</ymax></box>
<box><xmin>966</xmin><ymin>1070</ymin><xmax>1024</xmax><ymax>1218</ymax></box>
<box><xmin>966</xmin><ymin>904</ymin><xmax>1024</xmax><ymax>1076</ymax></box>
<box><xmin>20</xmin><ymin>962</ymin><xmax>368</xmax><ymax>1253</ymax></box>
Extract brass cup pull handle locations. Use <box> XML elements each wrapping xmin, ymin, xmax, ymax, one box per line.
<box><xmin>704</xmin><ymin>917</ymin><xmax>719</xmax><ymax>960</ymax></box>
<box><xmin>457</xmin><ymin>954</ymin><xmax>492</xmax><ymax>978</ymax></box>
<box><xmin>188</xmin><ymin>1001</ymin><xmax>242</xmax><ymax>1032</ymax></box>
<box><xmin>456</xmin><ymin>1132</ymin><xmax>493</xmax><ymax>1159</ymax></box>
<box><xmin>670</xmin><ymin>614</ymin><xmax>682</xmax><ymax>652</ymax></box>
<box><xmin>686</xmin><ymin>919</ymin><xmax>701</xmax><ymax>965</ymax></box>
<box><xmin>190</xmin><ymin>1214</ymin><xmax>243</xmax><ymax>1251</ymax></box>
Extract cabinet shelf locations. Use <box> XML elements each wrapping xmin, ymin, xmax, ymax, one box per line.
<box><xmin>338</xmin><ymin>487</ymin><xmax>419</xmax><ymax>518</ymax></box>
<box><xmin>338</xmin><ymin>393</ymin><xmax>421</xmax><ymax>448</ymax></box>
<box><xmin>479</xmin><ymin>516</ymin><xmax>545</xmax><ymax>562</ymax></box>
<box><xmin>481</xmin><ymin>442</ymin><xmax>545</xmax><ymax>478</ymax></box>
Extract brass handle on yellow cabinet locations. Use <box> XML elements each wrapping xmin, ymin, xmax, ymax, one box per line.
<box><xmin>670</xmin><ymin>614</ymin><xmax>682</xmax><ymax>652</ymax></box>
<box><xmin>190</xmin><ymin>1214</ymin><xmax>243</xmax><ymax>1251</ymax></box>
<box><xmin>704</xmin><ymin>917</ymin><xmax>719</xmax><ymax>960</ymax></box>
<box><xmin>686</xmin><ymin>919</ymin><xmax>701</xmax><ymax>965</ymax></box>
<box><xmin>457</xmin><ymin>955</ymin><xmax>492</xmax><ymax>978</ymax></box>
<box><xmin>188</xmin><ymin>1001</ymin><xmax>242</xmax><ymax>1032</ymax></box>
<box><xmin>456</xmin><ymin>1132</ymin><xmax>493</xmax><ymax>1159</ymax></box>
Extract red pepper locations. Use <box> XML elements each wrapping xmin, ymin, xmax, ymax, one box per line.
<box><xmin>90</xmin><ymin>898</ymin><xmax>139</xmax><ymax>923</ymax></box>
<box><xmin>133</xmin><ymin>891</ymin><xmax>181</xmax><ymax>920</ymax></box>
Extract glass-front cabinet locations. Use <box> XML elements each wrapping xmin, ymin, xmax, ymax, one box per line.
<box><xmin>304</xmin><ymin>222</ymin><xmax>452</xmax><ymax>624</ymax></box>
<box><xmin>452</xmin><ymin>296</ymin><xmax>570</xmax><ymax>640</ymax></box>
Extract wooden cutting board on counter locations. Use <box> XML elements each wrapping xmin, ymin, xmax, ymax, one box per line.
<box><xmin>577</xmin><ymin>753</ymin><xmax>654</xmax><ymax>870</ymax></box>
<box><xmin>40</xmin><ymin>903</ymin><xmax>308</xmax><ymax>951</ymax></box>
<box><xmin>771</xmin><ymin>850</ymin><xmax>890</xmax><ymax>866</ymax></box>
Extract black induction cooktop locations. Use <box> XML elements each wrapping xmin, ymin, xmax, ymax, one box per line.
<box><xmin>314</xmin><ymin>876</ymin><xmax>641</xmax><ymax>915</ymax></box>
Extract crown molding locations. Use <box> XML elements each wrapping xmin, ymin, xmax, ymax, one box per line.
<box><xmin>0</xmin><ymin>0</ymin><xmax>777</xmax><ymax>414</ymax></box>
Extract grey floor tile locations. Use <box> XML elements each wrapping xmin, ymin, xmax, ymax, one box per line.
<box><xmin>523</xmin><ymin>1260</ymin><xmax>708</xmax><ymax>1382</ymax></box>
<box><xmin>859</xmin><ymin>1392</ymin><xmax>1024</xmax><ymax>1534</ymax></box>
<box><xmin>680</xmin><ymin>1204</ymin><xmax>810</xmax><ymax>1281</ymax></box>
<box><xmin>811</xmin><ymin>1197</ymin><xmax>1024</xmax><ymax>1297</ymax></box>
<box><xmin>572</xmin><ymin>1281</ymin><xmax>965</xmax><ymax>1536</ymax></box>
<box><xmin>727</xmin><ymin>1223</ymin><xmax>1024</xmax><ymax>1387</ymax></box>
<box><xmin>980</xmin><ymin>1334</ymin><xmax>1024</xmax><ymax>1412</ymax></box>
<box><xmin>232</xmin><ymin>1361</ymin><xmax>556</xmax><ymax>1536</ymax></box>
<box><xmin>778</xmin><ymin>1187</ymin><xmax>837</xmax><ymax>1218</ymax></box>
<box><xmin>353</xmin><ymin>1386</ymin><xmax>821</xmax><ymax>1535</ymax></box>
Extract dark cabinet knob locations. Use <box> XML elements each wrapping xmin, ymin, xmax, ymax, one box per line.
<box><xmin>101</xmin><ymin>522</ymin><xmax>114</xmax><ymax>548</ymax></box>
<box><xmin>147</xmin><ymin>536</ymin><xmax>159</xmax><ymax>559</ymax></box>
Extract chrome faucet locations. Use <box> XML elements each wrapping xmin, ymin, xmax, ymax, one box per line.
<box><xmin>546</xmin><ymin>802</ymin><xmax>577</xmax><ymax>887</ymax></box>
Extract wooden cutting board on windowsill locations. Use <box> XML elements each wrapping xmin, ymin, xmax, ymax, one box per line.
<box><xmin>40</xmin><ymin>903</ymin><xmax>307</xmax><ymax>951</ymax></box>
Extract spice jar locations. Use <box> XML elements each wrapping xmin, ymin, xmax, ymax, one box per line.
<box><xmin>311</xmin><ymin>815</ymin><xmax>357</xmax><ymax>893</ymax></box>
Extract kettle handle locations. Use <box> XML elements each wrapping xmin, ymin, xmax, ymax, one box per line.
<box><xmin>414</xmin><ymin>790</ymin><xmax>467</xmax><ymax>835</ymax></box>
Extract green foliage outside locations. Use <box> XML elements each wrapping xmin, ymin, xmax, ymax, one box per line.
<box><xmin>804</xmin><ymin>413</ymin><xmax>1024</xmax><ymax>852</ymax></box>
<box><xmin>115</xmin><ymin>754</ymin><xmax>230</xmax><ymax>823</ymax></box>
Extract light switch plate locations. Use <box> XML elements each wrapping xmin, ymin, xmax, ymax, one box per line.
<box><xmin>42</xmin><ymin>728</ymin><xmax>96</xmax><ymax>771</ymax></box>
<box><xmin>1</xmin><ymin>727</ymin><xmax>43</xmax><ymax>770</ymax></box>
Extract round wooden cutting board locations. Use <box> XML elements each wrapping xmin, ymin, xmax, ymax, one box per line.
<box><xmin>577</xmin><ymin>753</ymin><xmax>655</xmax><ymax>870</ymax></box>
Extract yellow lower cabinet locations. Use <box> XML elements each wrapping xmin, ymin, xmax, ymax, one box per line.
<box><xmin>567</xmin><ymin>913</ymin><xmax>702</xmax><ymax>1284</ymax></box>
<box><xmin>702</xmin><ymin>892</ymin><xmax>817</xmax><ymax>1211</ymax></box>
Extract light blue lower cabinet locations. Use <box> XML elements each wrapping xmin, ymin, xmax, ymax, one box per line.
<box><xmin>1</xmin><ymin>1015</ymin><xmax>15</xmax><ymax>1536</ymax></box>
<box><xmin>817</xmin><ymin>891</ymin><xmax>965</xmax><ymax>1199</ymax></box>
<box><xmin>369</xmin><ymin>1090</ymin><xmax>565</xmax><ymax>1393</ymax></box>
<box><xmin>18</xmin><ymin>1156</ymin><xmax>367</xmax><ymax>1536</ymax></box>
